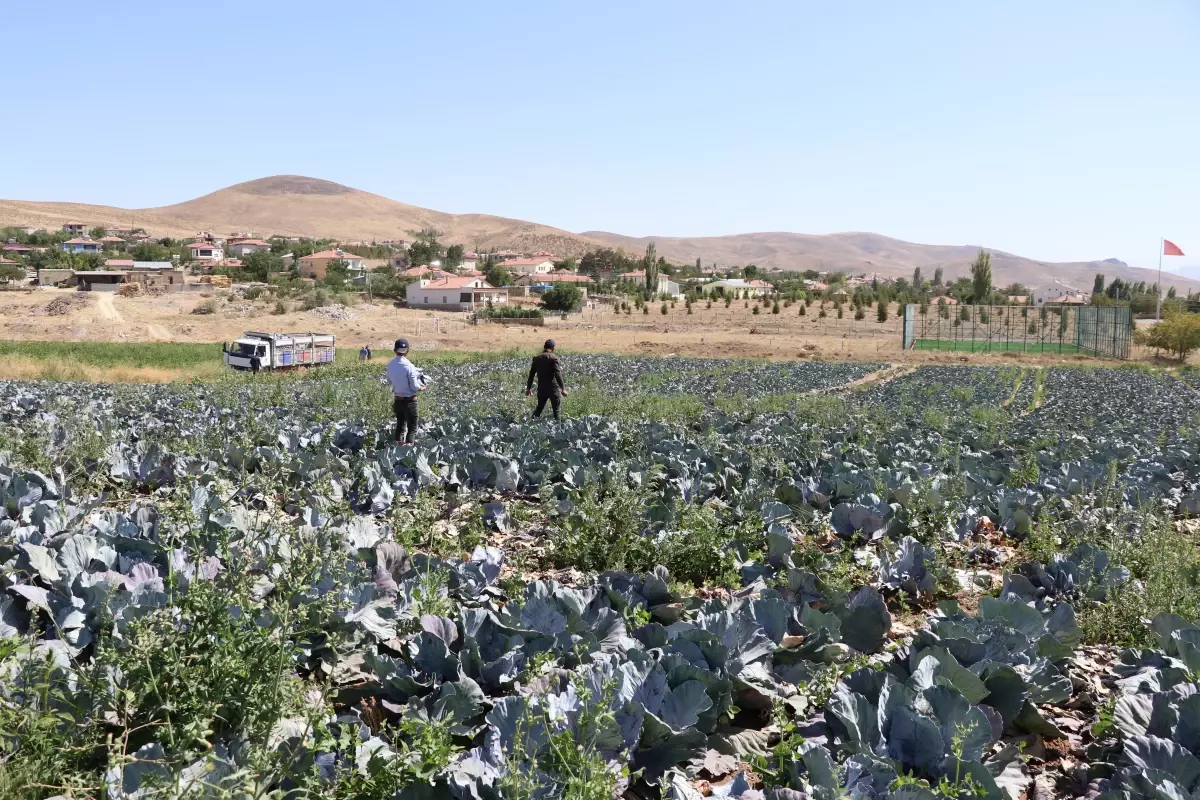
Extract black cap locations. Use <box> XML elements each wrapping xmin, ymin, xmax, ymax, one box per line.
<box><xmin>394</xmin><ymin>338</ymin><xmax>409</xmax><ymax>354</ymax></box>
<box><xmin>544</xmin><ymin>339</ymin><xmax>556</xmax><ymax>350</ymax></box>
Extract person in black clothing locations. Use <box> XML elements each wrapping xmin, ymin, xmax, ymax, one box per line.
<box><xmin>250</xmin><ymin>353</ymin><xmax>261</xmax><ymax>374</ymax></box>
<box><xmin>525</xmin><ymin>339</ymin><xmax>567</xmax><ymax>419</ymax></box>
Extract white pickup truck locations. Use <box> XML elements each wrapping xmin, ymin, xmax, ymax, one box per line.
<box><xmin>222</xmin><ymin>331</ymin><xmax>336</xmax><ymax>371</ymax></box>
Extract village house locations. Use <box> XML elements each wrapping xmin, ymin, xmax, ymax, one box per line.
<box><xmin>457</xmin><ymin>253</ymin><xmax>479</xmax><ymax>272</ymax></box>
<box><xmin>514</xmin><ymin>270</ymin><xmax>594</xmax><ymax>286</ymax></box>
<box><xmin>190</xmin><ymin>242</ymin><xmax>224</xmax><ymax>262</ymax></box>
<box><xmin>72</xmin><ymin>270</ymin><xmax>128</xmax><ymax>291</ymax></box>
<box><xmin>105</xmin><ymin>227</ymin><xmax>135</xmax><ymax>238</ymax></box>
<box><xmin>226</xmin><ymin>239</ymin><xmax>272</xmax><ymax>257</ymax></box>
<box><xmin>98</xmin><ymin>236</ymin><xmax>127</xmax><ymax>251</ymax></box>
<box><xmin>402</xmin><ymin>266</ymin><xmax>454</xmax><ymax>281</ymax></box>
<box><xmin>8</xmin><ymin>226</ymin><xmax>39</xmax><ymax>236</ymax></box>
<box><xmin>3</xmin><ymin>242</ymin><xmax>39</xmax><ymax>257</ymax></box>
<box><xmin>700</xmin><ymin>278</ymin><xmax>772</xmax><ymax>298</ymax></box>
<box><xmin>0</xmin><ymin>255</ymin><xmax>23</xmax><ymax>280</ymax></box>
<box><xmin>406</xmin><ymin>275</ymin><xmax>507</xmax><ymax>311</ymax></box>
<box><xmin>1046</xmin><ymin>293</ymin><xmax>1089</xmax><ymax>306</ymax></box>
<box><xmin>619</xmin><ymin>270</ymin><xmax>683</xmax><ymax>296</ymax></box>
<box><xmin>62</xmin><ymin>222</ymin><xmax>87</xmax><ymax>237</ymax></box>
<box><xmin>500</xmin><ymin>257</ymin><xmax>555</xmax><ymax>276</ymax></box>
<box><xmin>103</xmin><ymin>260</ymin><xmax>185</xmax><ymax>289</ymax></box>
<box><xmin>297</xmin><ymin>249</ymin><xmax>365</xmax><ymax>280</ymax></box>
<box><xmin>60</xmin><ymin>238</ymin><xmax>102</xmax><ymax>254</ymax></box>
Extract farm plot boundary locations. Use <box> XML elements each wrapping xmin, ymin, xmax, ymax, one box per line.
<box><xmin>902</xmin><ymin>303</ymin><xmax>1131</xmax><ymax>359</ymax></box>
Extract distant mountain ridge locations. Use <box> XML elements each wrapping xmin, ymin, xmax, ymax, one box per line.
<box><xmin>0</xmin><ymin>175</ymin><xmax>1194</xmax><ymax>294</ymax></box>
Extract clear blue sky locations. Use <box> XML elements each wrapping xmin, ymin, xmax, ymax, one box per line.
<box><xmin>4</xmin><ymin>1</ymin><xmax>1197</xmax><ymax>270</ymax></box>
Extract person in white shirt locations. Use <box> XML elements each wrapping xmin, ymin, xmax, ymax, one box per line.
<box><xmin>385</xmin><ymin>338</ymin><xmax>426</xmax><ymax>444</ymax></box>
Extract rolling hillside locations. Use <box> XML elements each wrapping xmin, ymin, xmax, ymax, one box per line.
<box><xmin>1</xmin><ymin>175</ymin><xmax>1194</xmax><ymax>293</ymax></box>
<box><xmin>585</xmin><ymin>230</ymin><xmax>1190</xmax><ymax>295</ymax></box>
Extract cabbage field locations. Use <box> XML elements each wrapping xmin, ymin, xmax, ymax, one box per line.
<box><xmin>2</xmin><ymin>356</ymin><xmax>1199</xmax><ymax>800</ymax></box>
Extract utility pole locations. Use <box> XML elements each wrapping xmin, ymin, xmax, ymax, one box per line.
<box><xmin>1156</xmin><ymin>237</ymin><xmax>1163</xmax><ymax>322</ymax></box>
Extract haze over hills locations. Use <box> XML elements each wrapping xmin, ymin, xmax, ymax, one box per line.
<box><xmin>1</xmin><ymin>175</ymin><xmax>1194</xmax><ymax>294</ymax></box>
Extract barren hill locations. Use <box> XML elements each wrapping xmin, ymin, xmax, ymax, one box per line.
<box><xmin>148</xmin><ymin>176</ymin><xmax>613</xmax><ymax>256</ymax></box>
<box><xmin>1</xmin><ymin>175</ymin><xmax>1194</xmax><ymax>293</ymax></box>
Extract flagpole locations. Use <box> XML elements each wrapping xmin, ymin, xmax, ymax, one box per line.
<box><xmin>1157</xmin><ymin>237</ymin><xmax>1163</xmax><ymax>322</ymax></box>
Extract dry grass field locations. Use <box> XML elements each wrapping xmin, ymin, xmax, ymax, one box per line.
<box><xmin>1</xmin><ymin>287</ymin><xmax>1158</xmax><ymax>382</ymax></box>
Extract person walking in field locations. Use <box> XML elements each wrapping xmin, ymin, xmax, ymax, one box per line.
<box><xmin>525</xmin><ymin>339</ymin><xmax>567</xmax><ymax>419</ymax></box>
<box><xmin>387</xmin><ymin>338</ymin><xmax>426</xmax><ymax>444</ymax></box>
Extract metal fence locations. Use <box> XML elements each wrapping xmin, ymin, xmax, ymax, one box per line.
<box><xmin>902</xmin><ymin>304</ymin><xmax>1131</xmax><ymax>359</ymax></box>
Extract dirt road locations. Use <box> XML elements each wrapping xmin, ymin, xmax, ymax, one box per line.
<box><xmin>94</xmin><ymin>293</ymin><xmax>124</xmax><ymax>322</ymax></box>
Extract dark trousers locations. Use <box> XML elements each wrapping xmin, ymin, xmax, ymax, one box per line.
<box><xmin>533</xmin><ymin>393</ymin><xmax>561</xmax><ymax>420</ymax></box>
<box><xmin>393</xmin><ymin>396</ymin><xmax>418</xmax><ymax>443</ymax></box>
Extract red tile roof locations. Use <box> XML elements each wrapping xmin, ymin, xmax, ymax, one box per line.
<box><xmin>63</xmin><ymin>238</ymin><xmax>99</xmax><ymax>245</ymax></box>
<box><xmin>104</xmin><ymin>259</ymin><xmax>135</xmax><ymax>267</ymax></box>
<box><xmin>99</xmin><ymin>236</ymin><xmax>126</xmax><ymax>243</ymax></box>
<box><xmin>305</xmin><ymin>249</ymin><xmax>363</xmax><ymax>260</ymax></box>
<box><xmin>403</xmin><ymin>266</ymin><xmax>452</xmax><ymax>278</ymax></box>
<box><xmin>502</xmin><ymin>257</ymin><xmax>555</xmax><ymax>267</ymax></box>
<box><xmin>231</xmin><ymin>239</ymin><xmax>270</xmax><ymax>247</ymax></box>
<box><xmin>420</xmin><ymin>276</ymin><xmax>495</xmax><ymax>289</ymax></box>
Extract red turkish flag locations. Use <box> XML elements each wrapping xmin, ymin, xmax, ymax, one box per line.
<box><xmin>1164</xmin><ymin>240</ymin><xmax>1185</xmax><ymax>256</ymax></box>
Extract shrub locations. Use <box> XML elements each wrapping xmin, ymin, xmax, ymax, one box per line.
<box><xmin>659</xmin><ymin>302</ymin><xmax>668</xmax><ymax>315</ymax></box>
<box><xmin>192</xmin><ymin>298</ymin><xmax>217</xmax><ymax>315</ymax></box>
<box><xmin>541</xmin><ymin>283</ymin><xmax>583</xmax><ymax>312</ymax></box>
<box><xmin>302</xmin><ymin>289</ymin><xmax>331</xmax><ymax>310</ymax></box>
<box><xmin>478</xmin><ymin>306</ymin><xmax>543</xmax><ymax>319</ymax></box>
<box><xmin>877</xmin><ymin>303</ymin><xmax>888</xmax><ymax>323</ymax></box>
<box><xmin>273</xmin><ymin>300</ymin><xmax>288</xmax><ymax>315</ymax></box>
<box><xmin>1138</xmin><ymin>311</ymin><xmax>1200</xmax><ymax>361</ymax></box>
<box><xmin>771</xmin><ymin>301</ymin><xmax>780</xmax><ymax>314</ymax></box>
<box><xmin>799</xmin><ymin>304</ymin><xmax>806</xmax><ymax>316</ymax></box>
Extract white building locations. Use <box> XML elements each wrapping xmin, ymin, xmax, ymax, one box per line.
<box><xmin>700</xmin><ymin>278</ymin><xmax>773</xmax><ymax>297</ymax></box>
<box><xmin>190</xmin><ymin>242</ymin><xmax>224</xmax><ymax>262</ymax></box>
<box><xmin>406</xmin><ymin>275</ymin><xmax>508</xmax><ymax>311</ymax></box>
<box><xmin>226</xmin><ymin>239</ymin><xmax>272</xmax><ymax>257</ymax></box>
<box><xmin>619</xmin><ymin>270</ymin><xmax>682</xmax><ymax>297</ymax></box>
<box><xmin>500</xmin><ymin>257</ymin><xmax>555</xmax><ymax>276</ymax></box>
